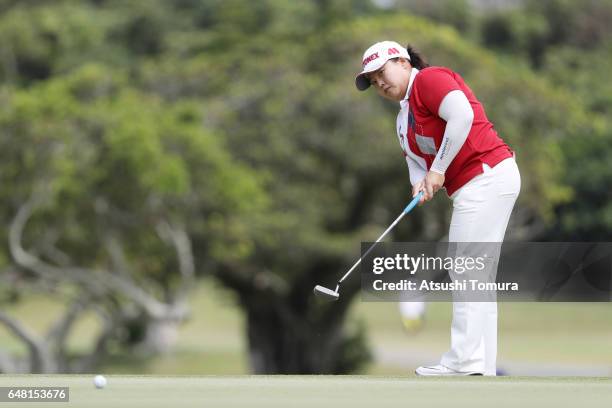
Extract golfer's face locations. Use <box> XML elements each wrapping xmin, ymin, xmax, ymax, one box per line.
<box><xmin>367</xmin><ymin>59</ymin><xmax>410</xmax><ymax>102</ymax></box>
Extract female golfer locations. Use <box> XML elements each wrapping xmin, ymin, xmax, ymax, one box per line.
<box><xmin>355</xmin><ymin>41</ymin><xmax>520</xmax><ymax>376</ymax></box>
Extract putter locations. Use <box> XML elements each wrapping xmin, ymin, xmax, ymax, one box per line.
<box><xmin>313</xmin><ymin>191</ymin><xmax>424</xmax><ymax>301</ymax></box>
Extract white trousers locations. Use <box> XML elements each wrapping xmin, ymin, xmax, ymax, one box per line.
<box><xmin>440</xmin><ymin>157</ymin><xmax>520</xmax><ymax>375</ymax></box>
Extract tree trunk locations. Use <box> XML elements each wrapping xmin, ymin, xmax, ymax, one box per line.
<box><xmin>245</xmin><ymin>291</ymin><xmax>370</xmax><ymax>374</ymax></box>
<box><xmin>140</xmin><ymin>317</ymin><xmax>181</xmax><ymax>355</ymax></box>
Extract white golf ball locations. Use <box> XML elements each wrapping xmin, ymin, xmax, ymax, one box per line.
<box><xmin>93</xmin><ymin>375</ymin><xmax>107</xmax><ymax>389</ymax></box>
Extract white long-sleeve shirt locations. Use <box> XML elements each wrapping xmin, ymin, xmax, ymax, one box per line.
<box><xmin>396</xmin><ymin>69</ymin><xmax>474</xmax><ymax>186</ymax></box>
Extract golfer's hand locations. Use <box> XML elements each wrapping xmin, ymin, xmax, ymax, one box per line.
<box><xmin>423</xmin><ymin>171</ymin><xmax>445</xmax><ymax>202</ymax></box>
<box><xmin>412</xmin><ymin>180</ymin><xmax>426</xmax><ymax>205</ymax></box>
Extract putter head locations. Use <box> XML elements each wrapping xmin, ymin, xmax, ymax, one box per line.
<box><xmin>313</xmin><ymin>285</ymin><xmax>340</xmax><ymax>301</ymax></box>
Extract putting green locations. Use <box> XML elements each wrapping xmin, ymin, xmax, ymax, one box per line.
<box><xmin>0</xmin><ymin>375</ymin><xmax>611</xmax><ymax>408</ymax></box>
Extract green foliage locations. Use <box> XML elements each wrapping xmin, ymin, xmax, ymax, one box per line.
<box><xmin>542</xmin><ymin>45</ymin><xmax>612</xmax><ymax>116</ymax></box>
<box><xmin>0</xmin><ymin>62</ymin><xmax>266</xmax><ymax>284</ymax></box>
<box><xmin>480</xmin><ymin>11</ymin><xmax>549</xmax><ymax>65</ymax></box>
<box><xmin>479</xmin><ymin>0</ymin><xmax>612</xmax><ymax>67</ymax></box>
<box><xmin>474</xmin><ymin>0</ymin><xmax>612</xmax><ymax>238</ymax></box>
<box><xmin>0</xmin><ymin>1</ymin><xmax>115</xmax><ymax>83</ymax></box>
<box><xmin>394</xmin><ymin>0</ymin><xmax>474</xmax><ymax>33</ymax></box>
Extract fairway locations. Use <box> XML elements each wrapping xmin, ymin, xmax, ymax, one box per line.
<box><xmin>0</xmin><ymin>376</ymin><xmax>611</xmax><ymax>408</ymax></box>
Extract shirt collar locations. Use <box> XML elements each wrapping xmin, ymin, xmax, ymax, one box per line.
<box><xmin>400</xmin><ymin>67</ymin><xmax>419</xmax><ymax>108</ymax></box>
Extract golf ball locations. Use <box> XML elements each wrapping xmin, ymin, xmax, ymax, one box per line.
<box><xmin>93</xmin><ymin>375</ymin><xmax>107</xmax><ymax>389</ymax></box>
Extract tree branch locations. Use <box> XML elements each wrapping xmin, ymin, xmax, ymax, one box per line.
<box><xmin>156</xmin><ymin>220</ymin><xmax>195</xmax><ymax>302</ymax></box>
<box><xmin>214</xmin><ymin>260</ymin><xmax>257</xmax><ymax>298</ymax></box>
<box><xmin>9</xmin><ymin>197</ymin><xmax>171</xmax><ymax>318</ymax></box>
<box><xmin>71</xmin><ymin>305</ymin><xmax>116</xmax><ymax>373</ymax></box>
<box><xmin>46</xmin><ymin>296</ymin><xmax>90</xmax><ymax>365</ymax></box>
<box><xmin>0</xmin><ymin>349</ymin><xmax>16</xmax><ymax>374</ymax></box>
<box><xmin>104</xmin><ymin>233</ymin><xmax>131</xmax><ymax>278</ymax></box>
<box><xmin>38</xmin><ymin>229</ymin><xmax>71</xmax><ymax>267</ymax></box>
<box><xmin>0</xmin><ymin>311</ymin><xmax>54</xmax><ymax>373</ymax></box>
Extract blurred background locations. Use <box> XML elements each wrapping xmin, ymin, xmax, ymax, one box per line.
<box><xmin>0</xmin><ymin>0</ymin><xmax>611</xmax><ymax>376</ymax></box>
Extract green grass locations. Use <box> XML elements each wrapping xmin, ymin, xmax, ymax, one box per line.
<box><xmin>0</xmin><ymin>376</ymin><xmax>611</xmax><ymax>408</ymax></box>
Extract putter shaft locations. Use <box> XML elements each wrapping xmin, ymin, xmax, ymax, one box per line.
<box><xmin>337</xmin><ymin>192</ymin><xmax>423</xmax><ymax>285</ymax></box>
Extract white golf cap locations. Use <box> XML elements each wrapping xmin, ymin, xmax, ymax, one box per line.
<box><xmin>355</xmin><ymin>41</ymin><xmax>410</xmax><ymax>91</ymax></box>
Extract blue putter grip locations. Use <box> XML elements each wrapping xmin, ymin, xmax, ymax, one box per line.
<box><xmin>403</xmin><ymin>191</ymin><xmax>423</xmax><ymax>214</ymax></box>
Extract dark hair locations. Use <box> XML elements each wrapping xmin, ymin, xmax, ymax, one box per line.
<box><xmin>406</xmin><ymin>45</ymin><xmax>429</xmax><ymax>69</ymax></box>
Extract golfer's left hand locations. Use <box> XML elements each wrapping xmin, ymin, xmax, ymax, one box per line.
<box><xmin>423</xmin><ymin>171</ymin><xmax>445</xmax><ymax>201</ymax></box>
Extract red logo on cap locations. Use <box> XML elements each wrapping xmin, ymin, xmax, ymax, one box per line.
<box><xmin>362</xmin><ymin>52</ymin><xmax>379</xmax><ymax>67</ymax></box>
<box><xmin>388</xmin><ymin>48</ymin><xmax>400</xmax><ymax>55</ymax></box>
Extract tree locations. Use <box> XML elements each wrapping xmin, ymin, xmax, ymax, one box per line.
<box><xmin>0</xmin><ymin>64</ymin><xmax>265</xmax><ymax>372</ymax></box>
